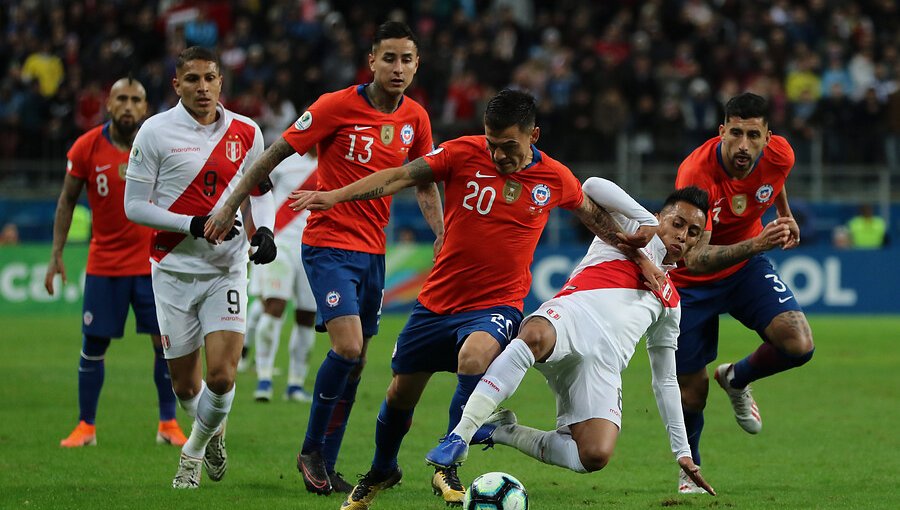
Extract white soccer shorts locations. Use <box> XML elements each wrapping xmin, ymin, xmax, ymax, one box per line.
<box><xmin>252</xmin><ymin>241</ymin><xmax>315</xmax><ymax>311</ymax></box>
<box><xmin>152</xmin><ymin>265</ymin><xmax>249</xmax><ymax>359</ymax></box>
<box><xmin>528</xmin><ymin>293</ymin><xmax>625</xmax><ymax>430</ymax></box>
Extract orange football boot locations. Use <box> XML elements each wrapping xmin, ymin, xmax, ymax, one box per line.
<box><xmin>157</xmin><ymin>419</ymin><xmax>188</xmax><ymax>446</ymax></box>
<box><xmin>60</xmin><ymin>421</ymin><xmax>97</xmax><ymax>447</ymax></box>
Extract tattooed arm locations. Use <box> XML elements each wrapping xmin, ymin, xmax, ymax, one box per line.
<box><xmin>415</xmin><ymin>181</ymin><xmax>445</xmax><ymax>260</ymax></box>
<box><xmin>682</xmin><ymin>216</ymin><xmax>797</xmax><ymax>274</ymax></box>
<box><xmin>289</xmin><ymin>157</ymin><xmax>435</xmax><ymax>211</ymax></box>
<box><xmin>206</xmin><ymin>138</ymin><xmax>295</xmax><ymax>241</ymax></box>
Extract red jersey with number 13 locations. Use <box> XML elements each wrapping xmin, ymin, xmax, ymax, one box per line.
<box><xmin>670</xmin><ymin>135</ymin><xmax>794</xmax><ymax>287</ymax></box>
<box><xmin>282</xmin><ymin>84</ymin><xmax>433</xmax><ymax>254</ymax></box>
<box><xmin>420</xmin><ymin>136</ymin><xmax>584</xmax><ymax>314</ymax></box>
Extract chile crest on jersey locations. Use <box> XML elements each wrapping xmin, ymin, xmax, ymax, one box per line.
<box><xmin>532</xmin><ymin>183</ymin><xmax>551</xmax><ymax>206</ymax></box>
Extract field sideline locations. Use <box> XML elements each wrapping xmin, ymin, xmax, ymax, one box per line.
<box><xmin>2</xmin><ymin>314</ymin><xmax>899</xmax><ymax>509</ymax></box>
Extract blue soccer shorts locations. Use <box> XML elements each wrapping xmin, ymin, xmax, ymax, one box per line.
<box><xmin>391</xmin><ymin>301</ymin><xmax>524</xmax><ymax>374</ymax></box>
<box><xmin>302</xmin><ymin>244</ymin><xmax>385</xmax><ymax>337</ymax></box>
<box><xmin>81</xmin><ymin>274</ymin><xmax>160</xmax><ymax>338</ymax></box>
<box><xmin>675</xmin><ymin>254</ymin><xmax>804</xmax><ymax>374</ymax></box>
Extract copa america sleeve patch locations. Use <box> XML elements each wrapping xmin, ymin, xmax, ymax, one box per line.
<box><xmin>294</xmin><ymin>111</ymin><xmax>312</xmax><ymax>131</ymax></box>
<box><xmin>130</xmin><ymin>145</ymin><xmax>143</xmax><ymax>164</ymax></box>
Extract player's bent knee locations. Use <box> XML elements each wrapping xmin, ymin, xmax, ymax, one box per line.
<box><xmin>578</xmin><ymin>448</ymin><xmax>612</xmax><ymax>472</ymax></box>
<box><xmin>205</xmin><ymin>370</ymin><xmax>235</xmax><ymax>395</ymax></box>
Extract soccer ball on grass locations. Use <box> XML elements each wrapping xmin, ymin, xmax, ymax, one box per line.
<box><xmin>462</xmin><ymin>471</ymin><xmax>528</xmax><ymax>510</ymax></box>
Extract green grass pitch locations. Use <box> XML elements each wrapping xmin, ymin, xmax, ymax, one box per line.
<box><xmin>2</xmin><ymin>314</ymin><xmax>899</xmax><ymax>509</ymax></box>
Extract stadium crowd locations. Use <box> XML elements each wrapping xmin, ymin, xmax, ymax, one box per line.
<box><xmin>1</xmin><ymin>0</ymin><xmax>899</xmax><ymax>166</ymax></box>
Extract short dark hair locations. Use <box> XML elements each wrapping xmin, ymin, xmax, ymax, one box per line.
<box><xmin>373</xmin><ymin>21</ymin><xmax>418</xmax><ymax>50</ymax></box>
<box><xmin>176</xmin><ymin>46</ymin><xmax>220</xmax><ymax>73</ymax></box>
<box><xmin>724</xmin><ymin>92</ymin><xmax>769</xmax><ymax>125</ymax></box>
<box><xmin>484</xmin><ymin>89</ymin><xmax>537</xmax><ymax>132</ymax></box>
<box><xmin>661</xmin><ymin>186</ymin><xmax>709</xmax><ymax>219</ymax></box>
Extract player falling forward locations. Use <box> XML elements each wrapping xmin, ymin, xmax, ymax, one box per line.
<box><xmin>124</xmin><ymin>47</ymin><xmax>277</xmax><ymax>489</ymax></box>
<box><xmin>671</xmin><ymin>92</ymin><xmax>814</xmax><ymax>493</ymax></box>
<box><xmin>205</xmin><ymin>21</ymin><xmax>443</xmax><ymax>495</ymax></box>
<box><xmin>249</xmin><ymin>152</ymin><xmax>319</xmax><ymax>403</ymax></box>
<box><xmin>425</xmin><ymin>180</ymin><xmax>715</xmax><ymax>497</ymax></box>
<box><xmin>290</xmin><ymin>90</ymin><xmax>665</xmax><ymax>509</ymax></box>
<box><xmin>47</xmin><ymin>77</ymin><xmax>187</xmax><ymax>448</ymax></box>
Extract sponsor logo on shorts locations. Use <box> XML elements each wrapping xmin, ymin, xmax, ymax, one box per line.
<box><xmin>609</xmin><ymin>408</ymin><xmax>621</xmax><ymax>418</ymax></box>
<box><xmin>531</xmin><ymin>184</ymin><xmax>551</xmax><ymax>206</ymax></box>
<box><xmin>220</xmin><ymin>316</ymin><xmax>244</xmax><ymax>322</ymax></box>
<box><xmin>83</xmin><ymin>311</ymin><xmax>93</xmax><ymax>326</ymax></box>
<box><xmin>161</xmin><ymin>335</ymin><xmax>170</xmax><ymax>350</ymax></box>
<box><xmin>326</xmin><ymin>290</ymin><xmax>341</xmax><ymax>307</ymax></box>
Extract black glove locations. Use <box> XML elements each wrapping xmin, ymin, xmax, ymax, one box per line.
<box><xmin>190</xmin><ymin>216</ymin><xmax>242</xmax><ymax>241</ymax></box>
<box><xmin>249</xmin><ymin>226</ymin><xmax>277</xmax><ymax>264</ymax></box>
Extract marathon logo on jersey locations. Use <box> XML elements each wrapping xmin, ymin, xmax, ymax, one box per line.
<box><xmin>225</xmin><ymin>135</ymin><xmax>243</xmax><ymax>163</ymax></box>
<box><xmin>400</xmin><ymin>123</ymin><xmax>414</xmax><ymax>145</ymax></box>
<box><xmin>732</xmin><ymin>194</ymin><xmax>748</xmax><ymax>215</ymax></box>
<box><xmin>531</xmin><ymin>184</ymin><xmax>551</xmax><ymax>206</ymax></box>
<box><xmin>83</xmin><ymin>310</ymin><xmax>93</xmax><ymax>326</ymax></box>
<box><xmin>326</xmin><ymin>290</ymin><xmax>341</xmax><ymax>308</ymax></box>
<box><xmin>381</xmin><ymin>125</ymin><xmax>395</xmax><ymax>145</ymax></box>
<box><xmin>295</xmin><ymin>111</ymin><xmax>312</xmax><ymax>130</ymax></box>
<box><xmin>755</xmin><ymin>184</ymin><xmax>774</xmax><ymax>203</ymax></box>
<box><xmin>503</xmin><ymin>180</ymin><xmax>522</xmax><ymax>203</ymax></box>
<box><xmin>161</xmin><ymin>335</ymin><xmax>171</xmax><ymax>350</ymax></box>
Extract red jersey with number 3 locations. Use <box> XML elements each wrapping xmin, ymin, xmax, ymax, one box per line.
<box><xmin>670</xmin><ymin>135</ymin><xmax>794</xmax><ymax>287</ymax></box>
<box><xmin>282</xmin><ymin>84</ymin><xmax>433</xmax><ymax>254</ymax></box>
<box><xmin>67</xmin><ymin>123</ymin><xmax>153</xmax><ymax>276</ymax></box>
<box><xmin>419</xmin><ymin>136</ymin><xmax>585</xmax><ymax>314</ymax></box>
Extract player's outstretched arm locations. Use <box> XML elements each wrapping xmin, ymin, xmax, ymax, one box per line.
<box><xmin>45</xmin><ymin>174</ymin><xmax>85</xmax><ymax>295</ymax></box>
<box><xmin>206</xmin><ymin>137</ymin><xmax>294</xmax><ymax>242</ymax></box>
<box><xmin>289</xmin><ymin>156</ymin><xmax>435</xmax><ymax>211</ymax></box>
<box><xmin>683</xmin><ymin>217</ymin><xmax>795</xmax><ymax>274</ymax></box>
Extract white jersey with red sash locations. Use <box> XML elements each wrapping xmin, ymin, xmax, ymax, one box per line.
<box><xmin>126</xmin><ymin>101</ymin><xmax>265</xmax><ymax>274</ymax></box>
<box><xmin>271</xmin><ymin>153</ymin><xmax>317</xmax><ymax>249</ymax></box>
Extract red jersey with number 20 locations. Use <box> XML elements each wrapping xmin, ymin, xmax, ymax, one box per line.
<box><xmin>420</xmin><ymin>136</ymin><xmax>584</xmax><ymax>314</ymax></box>
<box><xmin>67</xmin><ymin>123</ymin><xmax>153</xmax><ymax>276</ymax></box>
<box><xmin>670</xmin><ymin>135</ymin><xmax>794</xmax><ymax>287</ymax></box>
<box><xmin>282</xmin><ymin>85</ymin><xmax>433</xmax><ymax>254</ymax></box>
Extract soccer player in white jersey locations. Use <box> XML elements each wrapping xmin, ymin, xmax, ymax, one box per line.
<box><xmin>426</xmin><ymin>179</ymin><xmax>716</xmax><ymax>495</ymax></box>
<box><xmin>123</xmin><ymin>46</ymin><xmax>277</xmax><ymax>489</ymax></box>
<box><xmin>249</xmin><ymin>151</ymin><xmax>319</xmax><ymax>403</ymax></box>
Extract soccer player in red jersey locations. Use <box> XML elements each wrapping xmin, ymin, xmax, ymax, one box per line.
<box><xmin>290</xmin><ymin>89</ymin><xmax>662</xmax><ymax>509</ymax></box>
<box><xmin>45</xmin><ymin>77</ymin><xmax>187</xmax><ymax>449</ymax></box>
<box><xmin>669</xmin><ymin>93</ymin><xmax>815</xmax><ymax>493</ymax></box>
<box><xmin>205</xmin><ymin>22</ymin><xmax>444</xmax><ymax>495</ymax></box>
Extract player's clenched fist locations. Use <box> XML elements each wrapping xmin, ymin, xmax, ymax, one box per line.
<box><xmin>755</xmin><ymin>216</ymin><xmax>798</xmax><ymax>252</ymax></box>
<box><xmin>249</xmin><ymin>227</ymin><xmax>276</xmax><ymax>264</ymax></box>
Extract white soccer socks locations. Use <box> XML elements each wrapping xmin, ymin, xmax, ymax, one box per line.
<box><xmin>254</xmin><ymin>313</ymin><xmax>284</xmax><ymax>381</ymax></box>
<box><xmin>182</xmin><ymin>385</ymin><xmax>235</xmax><ymax>459</ymax></box>
<box><xmin>454</xmin><ymin>338</ymin><xmax>535</xmax><ymax>443</ymax></box>
<box><xmin>288</xmin><ymin>324</ymin><xmax>315</xmax><ymax>387</ymax></box>
<box><xmin>495</xmin><ymin>425</ymin><xmax>588</xmax><ymax>474</ymax></box>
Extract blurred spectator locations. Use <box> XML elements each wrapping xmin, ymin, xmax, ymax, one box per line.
<box><xmin>259</xmin><ymin>87</ymin><xmax>298</xmax><ymax>146</ymax></box>
<box><xmin>21</xmin><ymin>40</ymin><xmax>64</xmax><ymax>98</ymax></box>
<box><xmin>847</xmin><ymin>204</ymin><xmax>887</xmax><ymax>249</ymax></box>
<box><xmin>0</xmin><ymin>223</ymin><xmax>19</xmax><ymax>245</ymax></box>
<box><xmin>812</xmin><ymin>82</ymin><xmax>855</xmax><ymax>164</ymax></box>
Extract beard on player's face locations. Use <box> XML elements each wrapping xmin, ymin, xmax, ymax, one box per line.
<box><xmin>113</xmin><ymin>116</ymin><xmax>138</xmax><ymax>137</ymax></box>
